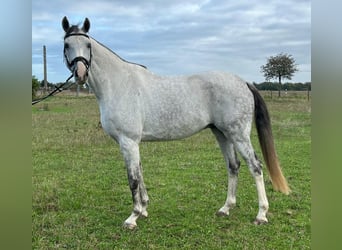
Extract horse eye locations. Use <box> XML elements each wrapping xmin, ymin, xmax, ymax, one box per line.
<box><xmin>64</xmin><ymin>43</ymin><xmax>69</xmax><ymax>49</ymax></box>
<box><xmin>87</xmin><ymin>43</ymin><xmax>91</xmax><ymax>48</ymax></box>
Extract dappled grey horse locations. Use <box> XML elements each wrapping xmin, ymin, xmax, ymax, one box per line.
<box><xmin>62</xmin><ymin>17</ymin><xmax>290</xmax><ymax>229</ymax></box>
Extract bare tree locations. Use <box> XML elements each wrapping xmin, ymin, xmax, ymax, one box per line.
<box><xmin>261</xmin><ymin>53</ymin><xmax>298</xmax><ymax>97</ymax></box>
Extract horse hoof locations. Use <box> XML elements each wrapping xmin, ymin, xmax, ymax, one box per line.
<box><xmin>253</xmin><ymin>219</ymin><xmax>268</xmax><ymax>225</ymax></box>
<box><xmin>123</xmin><ymin>222</ymin><xmax>137</xmax><ymax>230</ymax></box>
<box><xmin>216</xmin><ymin>210</ymin><xmax>229</xmax><ymax>217</ymax></box>
<box><xmin>140</xmin><ymin>211</ymin><xmax>148</xmax><ymax>219</ymax></box>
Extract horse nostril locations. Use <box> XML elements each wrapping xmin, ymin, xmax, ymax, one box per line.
<box><xmin>74</xmin><ymin>68</ymin><xmax>79</xmax><ymax>77</ymax></box>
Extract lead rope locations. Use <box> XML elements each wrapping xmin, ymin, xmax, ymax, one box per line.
<box><xmin>32</xmin><ymin>74</ymin><xmax>74</xmax><ymax>105</ymax></box>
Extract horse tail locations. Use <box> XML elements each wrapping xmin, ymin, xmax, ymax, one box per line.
<box><xmin>247</xmin><ymin>83</ymin><xmax>290</xmax><ymax>195</ymax></box>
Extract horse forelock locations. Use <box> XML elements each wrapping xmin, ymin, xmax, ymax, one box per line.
<box><xmin>64</xmin><ymin>25</ymin><xmax>86</xmax><ymax>38</ymax></box>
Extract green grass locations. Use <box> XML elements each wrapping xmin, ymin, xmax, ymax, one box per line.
<box><xmin>32</xmin><ymin>93</ymin><xmax>311</xmax><ymax>249</ymax></box>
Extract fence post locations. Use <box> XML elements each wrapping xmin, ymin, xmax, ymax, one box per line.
<box><xmin>43</xmin><ymin>45</ymin><xmax>47</xmax><ymax>94</ymax></box>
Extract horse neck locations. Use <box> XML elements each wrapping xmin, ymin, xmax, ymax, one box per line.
<box><xmin>87</xmin><ymin>38</ymin><xmax>139</xmax><ymax>100</ymax></box>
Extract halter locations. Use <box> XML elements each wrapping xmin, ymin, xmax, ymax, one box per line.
<box><xmin>63</xmin><ymin>33</ymin><xmax>92</xmax><ymax>75</ymax></box>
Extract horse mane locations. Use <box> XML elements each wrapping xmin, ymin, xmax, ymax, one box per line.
<box><xmin>92</xmin><ymin>38</ymin><xmax>147</xmax><ymax>69</ymax></box>
<box><xmin>64</xmin><ymin>24</ymin><xmax>147</xmax><ymax>69</ymax></box>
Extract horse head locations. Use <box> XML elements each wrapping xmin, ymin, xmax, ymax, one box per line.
<box><xmin>62</xmin><ymin>16</ymin><xmax>92</xmax><ymax>85</ymax></box>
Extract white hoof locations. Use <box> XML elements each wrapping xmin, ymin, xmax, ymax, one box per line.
<box><xmin>216</xmin><ymin>208</ymin><xmax>229</xmax><ymax>217</ymax></box>
<box><xmin>140</xmin><ymin>210</ymin><xmax>148</xmax><ymax>219</ymax></box>
<box><xmin>253</xmin><ymin>218</ymin><xmax>268</xmax><ymax>225</ymax></box>
<box><xmin>123</xmin><ymin>221</ymin><xmax>137</xmax><ymax>230</ymax></box>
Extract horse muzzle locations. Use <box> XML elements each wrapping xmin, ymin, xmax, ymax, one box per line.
<box><xmin>67</xmin><ymin>56</ymin><xmax>90</xmax><ymax>85</ymax></box>
<box><xmin>73</xmin><ymin>60</ymin><xmax>88</xmax><ymax>85</ymax></box>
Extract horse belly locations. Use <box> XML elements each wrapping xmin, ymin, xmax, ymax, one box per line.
<box><xmin>141</xmin><ymin>101</ymin><xmax>210</xmax><ymax>141</ymax></box>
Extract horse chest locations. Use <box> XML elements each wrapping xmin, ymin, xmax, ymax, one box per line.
<box><xmin>99</xmin><ymin>101</ymin><xmax>143</xmax><ymax>141</ymax></box>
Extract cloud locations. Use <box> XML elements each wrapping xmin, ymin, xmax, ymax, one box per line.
<box><xmin>32</xmin><ymin>0</ymin><xmax>311</xmax><ymax>83</ymax></box>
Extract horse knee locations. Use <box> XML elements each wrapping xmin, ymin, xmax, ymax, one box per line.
<box><xmin>228</xmin><ymin>158</ymin><xmax>240</xmax><ymax>175</ymax></box>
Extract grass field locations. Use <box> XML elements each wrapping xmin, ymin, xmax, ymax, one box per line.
<box><xmin>32</xmin><ymin>92</ymin><xmax>311</xmax><ymax>249</ymax></box>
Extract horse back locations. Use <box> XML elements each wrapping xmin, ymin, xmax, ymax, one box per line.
<box><xmin>140</xmin><ymin>71</ymin><xmax>253</xmax><ymax>141</ymax></box>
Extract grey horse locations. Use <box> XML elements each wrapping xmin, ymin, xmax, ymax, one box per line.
<box><xmin>62</xmin><ymin>16</ymin><xmax>290</xmax><ymax>229</ymax></box>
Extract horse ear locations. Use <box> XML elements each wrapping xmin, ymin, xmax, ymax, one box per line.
<box><xmin>62</xmin><ymin>16</ymin><xmax>70</xmax><ymax>32</ymax></box>
<box><xmin>82</xmin><ymin>18</ymin><xmax>90</xmax><ymax>33</ymax></box>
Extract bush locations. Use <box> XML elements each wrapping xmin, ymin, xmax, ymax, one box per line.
<box><xmin>32</xmin><ymin>75</ymin><xmax>40</xmax><ymax>100</ymax></box>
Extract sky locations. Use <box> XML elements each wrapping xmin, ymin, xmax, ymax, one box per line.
<box><xmin>32</xmin><ymin>0</ymin><xmax>311</xmax><ymax>84</ymax></box>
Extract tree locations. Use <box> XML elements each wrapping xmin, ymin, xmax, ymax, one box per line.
<box><xmin>260</xmin><ymin>53</ymin><xmax>298</xmax><ymax>97</ymax></box>
<box><xmin>32</xmin><ymin>75</ymin><xmax>40</xmax><ymax>100</ymax></box>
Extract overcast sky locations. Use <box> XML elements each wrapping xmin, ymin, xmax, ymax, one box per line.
<box><xmin>32</xmin><ymin>0</ymin><xmax>311</xmax><ymax>84</ymax></box>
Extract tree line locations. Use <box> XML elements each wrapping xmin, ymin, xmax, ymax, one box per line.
<box><xmin>253</xmin><ymin>81</ymin><xmax>311</xmax><ymax>91</ymax></box>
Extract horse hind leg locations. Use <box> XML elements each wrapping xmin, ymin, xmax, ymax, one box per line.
<box><xmin>211</xmin><ymin>128</ymin><xmax>240</xmax><ymax>217</ymax></box>
<box><xmin>230</xmin><ymin>129</ymin><xmax>269</xmax><ymax>224</ymax></box>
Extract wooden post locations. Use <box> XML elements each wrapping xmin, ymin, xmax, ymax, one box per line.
<box><xmin>278</xmin><ymin>75</ymin><xmax>281</xmax><ymax>98</ymax></box>
<box><xmin>76</xmin><ymin>84</ymin><xmax>80</xmax><ymax>97</ymax></box>
<box><xmin>43</xmin><ymin>45</ymin><xmax>47</xmax><ymax>94</ymax></box>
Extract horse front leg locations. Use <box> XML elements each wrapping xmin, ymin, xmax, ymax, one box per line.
<box><xmin>119</xmin><ymin>137</ymin><xmax>149</xmax><ymax>229</ymax></box>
